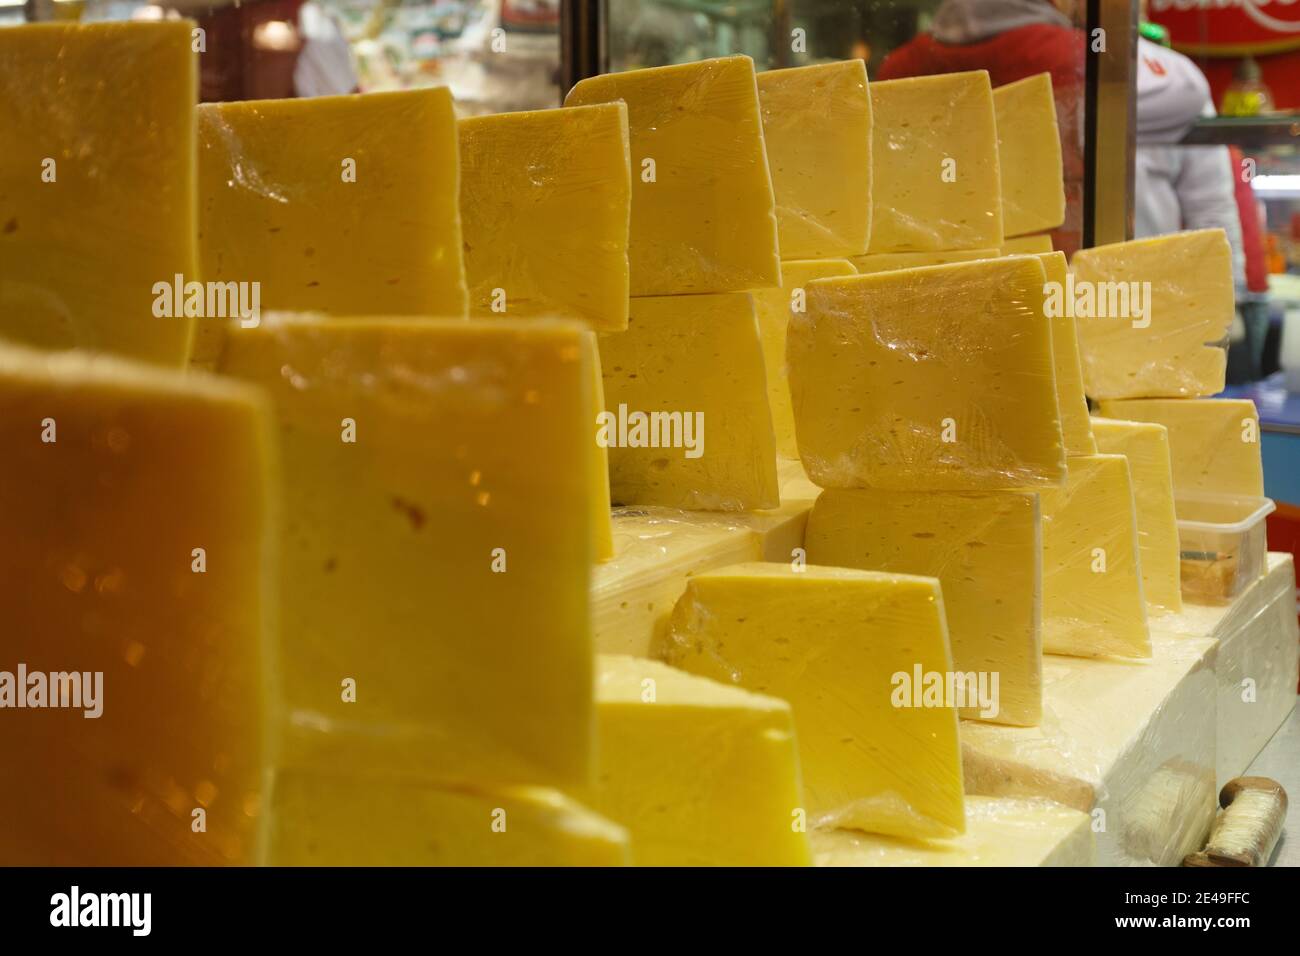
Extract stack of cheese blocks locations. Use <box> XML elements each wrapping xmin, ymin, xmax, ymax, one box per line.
<box><xmin>1</xmin><ymin>21</ymin><xmax>1292</xmax><ymax>868</ymax></box>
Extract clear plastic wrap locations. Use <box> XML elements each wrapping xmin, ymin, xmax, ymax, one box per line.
<box><xmin>867</xmin><ymin>71</ymin><xmax>1003</xmax><ymax>253</ymax></box>
<box><xmin>787</xmin><ymin>256</ymin><xmax>1066</xmax><ymax>490</ymax></box>
<box><xmin>756</xmin><ymin>61</ymin><xmax>872</xmax><ymax>259</ymax></box>
<box><xmin>565</xmin><ymin>54</ymin><xmax>781</xmax><ymax>296</ymax></box>
<box><xmin>1176</xmin><ymin>494</ymin><xmax>1274</xmax><ymax>605</ymax></box>
<box><xmin>0</xmin><ymin>22</ymin><xmax>197</xmax><ymax>367</ymax></box>
<box><xmin>1071</xmin><ymin>229</ymin><xmax>1234</xmax><ymax>400</ymax></box>
<box><xmin>458</xmin><ymin>102</ymin><xmax>631</xmax><ymax>330</ymax></box>
<box><xmin>812</xmin><ymin>796</ymin><xmax>1094</xmax><ymax>867</ymax></box>
<box><xmin>597</xmin><ymin>292</ymin><xmax>779</xmax><ymax>511</ymax></box>
<box><xmin>660</xmin><ymin>562</ymin><xmax>966</xmax><ymax>841</ymax></box>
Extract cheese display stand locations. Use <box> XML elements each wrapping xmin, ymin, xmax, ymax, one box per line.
<box><xmin>0</xmin><ymin>17</ymin><xmax>1296</xmax><ymax>880</ymax></box>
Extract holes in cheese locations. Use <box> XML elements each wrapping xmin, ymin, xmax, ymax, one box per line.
<box><xmin>1095</xmin><ymin>398</ymin><xmax>1264</xmax><ymax>498</ymax></box>
<box><xmin>751</xmin><ymin>258</ymin><xmax>857</xmax><ymax>460</ymax></box>
<box><xmin>216</xmin><ymin>317</ymin><xmax>596</xmax><ymax>791</ymax></box>
<box><xmin>593</xmin><ymin>655</ymin><xmax>810</xmax><ymax>866</ymax></box>
<box><xmin>788</xmin><ymin>256</ymin><xmax>1066</xmax><ymax>491</ymax></box>
<box><xmin>868</xmin><ymin>70</ymin><xmax>1004</xmax><ymax>253</ymax></box>
<box><xmin>1039</xmin><ymin>455</ymin><xmax>1151</xmax><ymax>659</ymax></box>
<box><xmin>993</xmin><ymin>73</ymin><xmax>1066</xmax><ymax>238</ymax></box>
<box><xmin>597</xmin><ymin>293</ymin><xmax>779</xmax><ymax>511</ymax></box>
<box><xmin>263</xmin><ymin>771</ymin><xmax>630</xmax><ymax>866</ymax></box>
<box><xmin>757</xmin><ymin>60</ymin><xmax>872</xmax><ymax>259</ymax></box>
<box><xmin>0</xmin><ymin>22</ymin><xmax>198</xmax><ymax>366</ymax></box>
<box><xmin>1070</xmin><ymin>229</ymin><xmax>1234</xmax><ymax>400</ymax></box>
<box><xmin>459</xmin><ymin>102</ymin><xmax>631</xmax><ymax>331</ymax></box>
<box><xmin>0</xmin><ymin>343</ymin><xmax>273</xmax><ymax>864</ymax></box>
<box><xmin>565</xmin><ymin>55</ymin><xmax>781</xmax><ymax>296</ymax></box>
<box><xmin>805</xmin><ymin>488</ymin><xmax>1043</xmax><ymax>727</ymax></box>
<box><xmin>1037</xmin><ymin>251</ymin><xmax>1097</xmax><ymax>457</ymax></box>
<box><xmin>660</xmin><ymin>562</ymin><xmax>965</xmax><ymax>840</ymax></box>
<box><xmin>1091</xmin><ymin>417</ymin><xmax>1184</xmax><ymax>613</ymax></box>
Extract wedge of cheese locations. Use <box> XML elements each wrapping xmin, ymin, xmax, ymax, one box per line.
<box><xmin>1071</xmin><ymin>229</ymin><xmax>1234</xmax><ymax>399</ymax></box>
<box><xmin>0</xmin><ymin>343</ymin><xmax>273</xmax><ymax>865</ymax></box>
<box><xmin>0</xmin><ymin>22</ymin><xmax>197</xmax><ymax>366</ymax></box>
<box><xmin>598</xmin><ymin>293</ymin><xmax>779</xmax><ymax>511</ymax></box>
<box><xmin>1001</xmin><ymin>234</ymin><xmax>1054</xmax><ymax>255</ymax></box>
<box><xmin>1095</xmin><ymin>398</ymin><xmax>1263</xmax><ymax>497</ymax></box>
<box><xmin>752</xmin><ymin>258</ymin><xmax>857</xmax><ymax>459</ymax></box>
<box><xmin>1038</xmin><ymin>252</ymin><xmax>1096</xmax><ymax>456</ymax></box>
<box><xmin>566</xmin><ymin>55</ymin><xmax>781</xmax><ymax>296</ymax></box>
<box><xmin>1039</xmin><ymin>455</ymin><xmax>1151</xmax><ymax>658</ymax></box>
<box><xmin>459</xmin><ymin>103</ymin><xmax>630</xmax><ymax>330</ymax></box>
<box><xmin>196</xmin><ymin>89</ymin><xmax>466</xmax><ymax>362</ymax></box>
<box><xmin>993</xmin><ymin>74</ymin><xmax>1066</xmax><ymax>237</ymax></box>
<box><xmin>813</xmin><ymin>797</ymin><xmax>1094</xmax><ymax>867</ymax></box>
<box><xmin>593</xmin><ymin>655</ymin><xmax>810</xmax><ymax>866</ymax></box>
<box><xmin>1091</xmin><ymin>417</ymin><xmax>1183</xmax><ymax>612</ymax></box>
<box><xmin>805</xmin><ymin>488</ymin><xmax>1042</xmax><ymax>726</ymax></box>
<box><xmin>583</xmin><ymin>330</ymin><xmax>615</xmax><ymax>561</ymax></box>
<box><xmin>757</xmin><ymin>61</ymin><xmax>872</xmax><ymax>259</ymax></box>
<box><xmin>849</xmin><ymin>249</ymin><xmax>997</xmax><ymax>274</ymax></box>
<box><xmin>217</xmin><ymin>316</ymin><xmax>596</xmax><ymax>790</ymax></box>
<box><xmin>661</xmin><ymin>563</ymin><xmax>965</xmax><ymax>839</ymax></box>
<box><xmin>789</xmin><ymin>256</ymin><xmax>1065</xmax><ymax>490</ymax></box>
<box><xmin>264</xmin><ymin>771</ymin><xmax>629</xmax><ymax>866</ymax></box>
<box><xmin>868</xmin><ymin>71</ymin><xmax>1003</xmax><ymax>252</ymax></box>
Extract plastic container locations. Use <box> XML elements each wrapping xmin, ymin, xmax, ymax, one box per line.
<box><xmin>1176</xmin><ymin>493</ymin><xmax>1275</xmax><ymax>606</ymax></box>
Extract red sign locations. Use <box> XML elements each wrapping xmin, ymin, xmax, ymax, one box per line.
<box><xmin>1150</xmin><ymin>0</ymin><xmax>1300</xmax><ymax>55</ymax></box>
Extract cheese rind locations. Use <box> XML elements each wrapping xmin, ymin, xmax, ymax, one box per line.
<box><xmin>1039</xmin><ymin>455</ymin><xmax>1151</xmax><ymax>658</ymax></box>
<box><xmin>993</xmin><ymin>74</ymin><xmax>1066</xmax><ymax>237</ymax></box>
<box><xmin>757</xmin><ymin>61</ymin><xmax>872</xmax><ymax>259</ymax></box>
<box><xmin>1071</xmin><ymin>229</ymin><xmax>1234</xmax><ymax>399</ymax></box>
<box><xmin>565</xmin><ymin>55</ymin><xmax>781</xmax><ymax>295</ymax></box>
<box><xmin>849</xmin><ymin>249</ymin><xmax>997</xmax><ymax>274</ymax></box>
<box><xmin>0</xmin><ymin>343</ymin><xmax>273</xmax><ymax>865</ymax></box>
<box><xmin>598</xmin><ymin>293</ymin><xmax>779</xmax><ymax>511</ymax></box>
<box><xmin>868</xmin><ymin>71</ymin><xmax>1003</xmax><ymax>252</ymax></box>
<box><xmin>752</xmin><ymin>259</ymin><xmax>857</xmax><ymax>458</ymax></box>
<box><xmin>0</xmin><ymin>22</ymin><xmax>198</xmax><ymax>366</ymax></box>
<box><xmin>789</xmin><ymin>256</ymin><xmax>1065</xmax><ymax>490</ymax></box>
<box><xmin>805</xmin><ymin>488</ymin><xmax>1042</xmax><ymax>726</ymax></box>
<box><xmin>217</xmin><ymin>316</ymin><xmax>595</xmax><ymax>790</ymax></box>
<box><xmin>1038</xmin><ymin>252</ymin><xmax>1096</xmax><ymax>456</ymax></box>
<box><xmin>593</xmin><ymin>655</ymin><xmax>811</xmax><ymax>866</ymax></box>
<box><xmin>661</xmin><ymin>563</ymin><xmax>965</xmax><ymax>839</ymax></box>
<box><xmin>1095</xmin><ymin>398</ymin><xmax>1264</xmax><ymax>498</ymax></box>
<box><xmin>264</xmin><ymin>772</ymin><xmax>630</xmax><ymax>866</ymax></box>
<box><xmin>459</xmin><ymin>103</ymin><xmax>630</xmax><ymax>330</ymax></box>
<box><xmin>1091</xmin><ymin>417</ymin><xmax>1183</xmax><ymax>612</ymax></box>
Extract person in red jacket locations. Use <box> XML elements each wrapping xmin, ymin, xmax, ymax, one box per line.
<box><xmin>878</xmin><ymin>0</ymin><xmax>1086</xmax><ymax>256</ymax></box>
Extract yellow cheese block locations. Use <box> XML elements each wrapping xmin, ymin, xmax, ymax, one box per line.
<box><xmin>598</xmin><ymin>293</ymin><xmax>779</xmax><ymax>510</ymax></box>
<box><xmin>1091</xmin><ymin>417</ymin><xmax>1183</xmax><ymax>612</ymax></box>
<box><xmin>993</xmin><ymin>73</ymin><xmax>1066</xmax><ymax>237</ymax></box>
<box><xmin>0</xmin><ymin>343</ymin><xmax>273</xmax><ymax>865</ymax></box>
<box><xmin>849</xmin><ymin>249</ymin><xmax>997</xmax><ymax>274</ymax></box>
<box><xmin>565</xmin><ymin>55</ymin><xmax>781</xmax><ymax>295</ymax></box>
<box><xmin>583</xmin><ymin>329</ymin><xmax>615</xmax><ymax>561</ymax></box>
<box><xmin>868</xmin><ymin>71</ymin><xmax>1003</xmax><ymax>253</ymax></box>
<box><xmin>661</xmin><ymin>563</ymin><xmax>965</xmax><ymax>839</ymax></box>
<box><xmin>757</xmin><ymin>61</ymin><xmax>872</xmax><ymax>259</ymax></box>
<box><xmin>196</xmin><ymin>89</ymin><xmax>466</xmax><ymax>361</ymax></box>
<box><xmin>1001</xmin><ymin>234</ymin><xmax>1054</xmax><ymax>255</ymax></box>
<box><xmin>805</xmin><ymin>488</ymin><xmax>1042</xmax><ymax>726</ymax></box>
<box><xmin>459</xmin><ymin>103</ymin><xmax>630</xmax><ymax>330</ymax></box>
<box><xmin>752</xmin><ymin>258</ymin><xmax>857</xmax><ymax>459</ymax></box>
<box><xmin>593</xmin><ymin>655</ymin><xmax>810</xmax><ymax>865</ymax></box>
<box><xmin>1070</xmin><ymin>229</ymin><xmax>1234</xmax><ymax>399</ymax></box>
<box><xmin>789</xmin><ymin>256</ymin><xmax>1065</xmax><ymax>490</ymax></box>
<box><xmin>592</xmin><ymin>511</ymin><xmax>761</xmax><ymax>657</ymax></box>
<box><xmin>264</xmin><ymin>771</ymin><xmax>629</xmax><ymax>866</ymax></box>
<box><xmin>1095</xmin><ymin>398</ymin><xmax>1263</xmax><ymax>498</ymax></box>
<box><xmin>813</xmin><ymin>797</ymin><xmax>1094</xmax><ymax>866</ymax></box>
<box><xmin>0</xmin><ymin>22</ymin><xmax>197</xmax><ymax>366</ymax></box>
<box><xmin>1039</xmin><ymin>454</ymin><xmax>1151</xmax><ymax>659</ymax></box>
<box><xmin>1038</xmin><ymin>252</ymin><xmax>1096</xmax><ymax>456</ymax></box>
<box><xmin>216</xmin><ymin>316</ymin><xmax>596</xmax><ymax>790</ymax></box>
